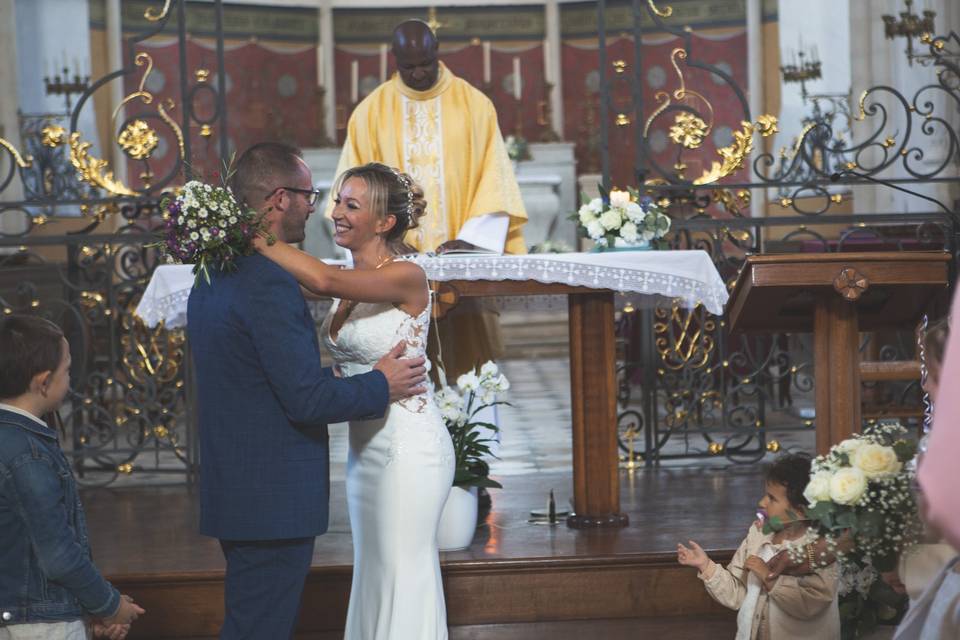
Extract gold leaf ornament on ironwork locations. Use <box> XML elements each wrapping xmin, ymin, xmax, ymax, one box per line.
<box><xmin>119</xmin><ymin>120</ymin><xmax>159</xmax><ymax>160</ymax></box>
<box><xmin>693</xmin><ymin>115</ymin><xmax>778</xmax><ymax>186</ymax></box>
<box><xmin>0</xmin><ymin>138</ymin><xmax>33</xmax><ymax>168</ymax></box>
<box><xmin>669</xmin><ymin>112</ymin><xmax>708</xmax><ymax>149</ymax></box>
<box><xmin>41</xmin><ymin>125</ymin><xmax>66</xmax><ymax>148</ymax></box>
<box><xmin>648</xmin><ymin>0</ymin><xmax>673</xmax><ymax>18</ymax></box>
<box><xmin>69</xmin><ymin>132</ymin><xmax>137</xmax><ymax>196</ymax></box>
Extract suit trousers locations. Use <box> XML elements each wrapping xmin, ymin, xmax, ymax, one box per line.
<box><xmin>219</xmin><ymin>537</ymin><xmax>315</xmax><ymax>640</ymax></box>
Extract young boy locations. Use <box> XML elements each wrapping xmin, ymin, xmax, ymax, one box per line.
<box><xmin>677</xmin><ymin>453</ymin><xmax>840</xmax><ymax>639</ymax></box>
<box><xmin>0</xmin><ymin>316</ymin><xmax>144</xmax><ymax>639</ymax></box>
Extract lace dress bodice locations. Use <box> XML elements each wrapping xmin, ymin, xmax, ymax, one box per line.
<box><xmin>321</xmin><ymin>295</ymin><xmax>432</xmax><ymax>414</ymax></box>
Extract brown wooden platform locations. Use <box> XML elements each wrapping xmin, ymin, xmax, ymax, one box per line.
<box><xmin>81</xmin><ymin>467</ymin><xmax>764</xmax><ymax>638</ymax></box>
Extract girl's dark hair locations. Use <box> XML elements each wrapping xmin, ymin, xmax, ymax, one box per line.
<box><xmin>765</xmin><ymin>453</ymin><xmax>813</xmax><ymax>510</ymax></box>
<box><xmin>332</xmin><ymin>162</ymin><xmax>428</xmax><ymax>253</ymax></box>
<box><xmin>0</xmin><ymin>315</ymin><xmax>65</xmax><ymax>399</ymax></box>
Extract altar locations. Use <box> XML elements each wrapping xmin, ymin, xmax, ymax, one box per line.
<box><xmin>137</xmin><ymin>251</ymin><xmax>728</xmax><ymax>528</ymax></box>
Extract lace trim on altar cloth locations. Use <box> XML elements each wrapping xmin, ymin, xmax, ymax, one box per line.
<box><xmin>136</xmin><ymin>288</ymin><xmax>191</xmax><ymax>329</ymax></box>
<box><xmin>407</xmin><ymin>254</ymin><xmax>728</xmax><ymax>316</ymax></box>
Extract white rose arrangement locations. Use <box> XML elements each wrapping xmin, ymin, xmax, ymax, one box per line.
<box><xmin>791</xmin><ymin>422</ymin><xmax>921</xmax><ymax>637</ymax></box>
<box><xmin>572</xmin><ymin>187</ymin><xmax>671</xmax><ymax>250</ymax></box>
<box><xmin>434</xmin><ymin>361</ymin><xmax>510</xmax><ymax>489</ymax></box>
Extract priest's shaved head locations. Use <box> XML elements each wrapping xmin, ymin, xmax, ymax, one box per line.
<box><xmin>392</xmin><ymin>19</ymin><xmax>440</xmax><ymax>91</ymax></box>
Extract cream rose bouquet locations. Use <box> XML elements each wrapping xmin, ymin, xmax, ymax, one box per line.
<box><xmin>572</xmin><ymin>186</ymin><xmax>671</xmax><ymax>250</ymax></box>
<box><xmin>795</xmin><ymin>422</ymin><xmax>921</xmax><ymax>637</ymax></box>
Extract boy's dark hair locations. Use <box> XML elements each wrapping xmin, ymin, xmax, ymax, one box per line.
<box><xmin>228</xmin><ymin>142</ymin><xmax>304</xmax><ymax>209</ymax></box>
<box><xmin>765</xmin><ymin>453</ymin><xmax>813</xmax><ymax>509</ymax></box>
<box><xmin>0</xmin><ymin>315</ymin><xmax>65</xmax><ymax>399</ymax></box>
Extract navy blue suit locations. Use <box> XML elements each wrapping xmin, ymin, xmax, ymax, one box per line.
<box><xmin>188</xmin><ymin>254</ymin><xmax>388</xmax><ymax>638</ymax></box>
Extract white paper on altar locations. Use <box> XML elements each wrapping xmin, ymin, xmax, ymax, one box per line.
<box><xmin>134</xmin><ymin>251</ymin><xmax>729</xmax><ymax>328</ymax></box>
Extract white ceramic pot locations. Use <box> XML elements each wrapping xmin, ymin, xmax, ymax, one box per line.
<box><xmin>436</xmin><ymin>485</ymin><xmax>479</xmax><ymax>551</ymax></box>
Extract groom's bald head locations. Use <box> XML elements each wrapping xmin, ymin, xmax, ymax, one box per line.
<box><xmin>392</xmin><ymin>20</ymin><xmax>439</xmax><ymax>91</ymax></box>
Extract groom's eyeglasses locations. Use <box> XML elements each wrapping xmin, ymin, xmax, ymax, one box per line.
<box><xmin>266</xmin><ymin>186</ymin><xmax>322</xmax><ymax>207</ymax></box>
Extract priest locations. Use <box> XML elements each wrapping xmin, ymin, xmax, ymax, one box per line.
<box><xmin>329</xmin><ymin>19</ymin><xmax>527</xmax><ymax>380</ymax></box>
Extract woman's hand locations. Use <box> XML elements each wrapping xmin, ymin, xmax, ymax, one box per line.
<box><xmin>744</xmin><ymin>555</ymin><xmax>773</xmax><ymax>586</ymax></box>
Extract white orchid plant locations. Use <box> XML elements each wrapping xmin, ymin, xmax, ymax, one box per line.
<box><xmin>787</xmin><ymin>422</ymin><xmax>921</xmax><ymax>637</ymax></box>
<box><xmin>573</xmin><ymin>186</ymin><xmax>671</xmax><ymax>250</ymax></box>
<box><xmin>434</xmin><ymin>361</ymin><xmax>510</xmax><ymax>489</ymax></box>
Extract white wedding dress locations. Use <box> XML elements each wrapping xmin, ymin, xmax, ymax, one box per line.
<box><xmin>322</xmin><ymin>290</ymin><xmax>454</xmax><ymax>640</ymax></box>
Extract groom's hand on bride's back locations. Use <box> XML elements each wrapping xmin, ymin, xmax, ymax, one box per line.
<box><xmin>374</xmin><ymin>342</ymin><xmax>428</xmax><ymax>402</ymax></box>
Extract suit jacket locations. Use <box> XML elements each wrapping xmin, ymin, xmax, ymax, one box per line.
<box><xmin>187</xmin><ymin>254</ymin><xmax>388</xmax><ymax>540</ymax></box>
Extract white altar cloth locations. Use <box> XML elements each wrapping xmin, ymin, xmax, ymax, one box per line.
<box><xmin>135</xmin><ymin>250</ymin><xmax>728</xmax><ymax>329</ymax></box>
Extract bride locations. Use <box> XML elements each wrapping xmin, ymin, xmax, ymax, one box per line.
<box><xmin>255</xmin><ymin>162</ymin><xmax>454</xmax><ymax>639</ymax></box>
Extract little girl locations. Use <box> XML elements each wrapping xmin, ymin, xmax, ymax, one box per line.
<box><xmin>677</xmin><ymin>454</ymin><xmax>840</xmax><ymax>639</ymax></box>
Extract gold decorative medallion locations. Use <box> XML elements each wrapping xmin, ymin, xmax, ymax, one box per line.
<box><xmin>118</xmin><ymin>120</ymin><xmax>159</xmax><ymax>160</ymax></box>
<box><xmin>41</xmin><ymin>125</ymin><xmax>66</xmax><ymax>148</ymax></box>
<box><xmin>668</xmin><ymin>112</ymin><xmax>707</xmax><ymax>149</ymax></box>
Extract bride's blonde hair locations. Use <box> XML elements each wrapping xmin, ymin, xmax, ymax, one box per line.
<box><xmin>332</xmin><ymin>163</ymin><xmax>427</xmax><ymax>253</ymax></box>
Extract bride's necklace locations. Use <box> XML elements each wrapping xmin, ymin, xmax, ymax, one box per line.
<box><xmin>338</xmin><ymin>254</ymin><xmax>396</xmax><ymax>316</ymax></box>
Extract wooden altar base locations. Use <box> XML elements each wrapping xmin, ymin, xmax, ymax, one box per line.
<box><xmin>83</xmin><ymin>467</ymin><xmax>760</xmax><ymax>639</ymax></box>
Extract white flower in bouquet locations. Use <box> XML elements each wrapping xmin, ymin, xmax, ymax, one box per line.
<box><xmin>456</xmin><ymin>371</ymin><xmax>480</xmax><ymax>392</ymax></box>
<box><xmin>803</xmin><ymin>470</ymin><xmax>833</xmax><ymax>506</ymax></box>
<box><xmin>836</xmin><ymin>438</ymin><xmax>865</xmax><ymax>457</ymax></box>
<box><xmin>855</xmin><ymin>564</ymin><xmax>879</xmax><ymax>598</ymax></box>
<box><xmin>851</xmin><ymin>443</ymin><xmax>902</xmax><ymax>480</ymax></box>
<box><xmin>620</xmin><ymin>221</ymin><xmax>639</xmax><ymax>243</ymax></box>
<box><xmin>586</xmin><ymin>219</ymin><xmax>605</xmax><ymax>240</ymax></box>
<box><xmin>624</xmin><ymin>201</ymin><xmax>644</xmax><ymax>223</ymax></box>
<box><xmin>480</xmin><ymin>361</ymin><xmax>499</xmax><ymax>379</ymax></box>
<box><xmin>493</xmin><ymin>373</ymin><xmax>510</xmax><ymax>392</ymax></box>
<box><xmin>578</xmin><ymin>204</ymin><xmax>597</xmax><ymax>225</ymax></box>
<box><xmin>609</xmin><ymin>189</ymin><xmax>631</xmax><ymax>208</ymax></box>
<box><xmin>599</xmin><ymin>208</ymin><xmax>623</xmax><ymax>231</ymax></box>
<box><xmin>829</xmin><ymin>466</ymin><xmax>868</xmax><ymax>505</ymax></box>
<box><xmin>434</xmin><ymin>386</ymin><xmax>465</xmax><ymax>424</ymax></box>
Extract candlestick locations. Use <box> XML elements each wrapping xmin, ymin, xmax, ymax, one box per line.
<box><xmin>542</xmin><ymin>40</ymin><xmax>551</xmax><ymax>84</ymax></box>
<box><xmin>512</xmin><ymin>56</ymin><xmax>521</xmax><ymax>101</ymax></box>
<box><xmin>350</xmin><ymin>60</ymin><xmax>359</xmax><ymax>104</ymax></box>
<box><xmin>316</xmin><ymin>42</ymin><xmax>324</xmax><ymax>86</ymax></box>
<box><xmin>482</xmin><ymin>41</ymin><xmax>491</xmax><ymax>85</ymax></box>
<box><xmin>379</xmin><ymin>44</ymin><xmax>388</xmax><ymax>83</ymax></box>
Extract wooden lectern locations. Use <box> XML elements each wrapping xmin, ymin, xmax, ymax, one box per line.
<box><xmin>728</xmin><ymin>252</ymin><xmax>950</xmax><ymax>454</ymax></box>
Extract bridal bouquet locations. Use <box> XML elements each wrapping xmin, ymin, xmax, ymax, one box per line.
<box><xmin>790</xmin><ymin>422</ymin><xmax>921</xmax><ymax>637</ymax></box>
<box><xmin>573</xmin><ymin>187</ymin><xmax>671</xmax><ymax>250</ymax></box>
<box><xmin>155</xmin><ymin>180</ymin><xmax>269</xmax><ymax>285</ymax></box>
<box><xmin>434</xmin><ymin>361</ymin><xmax>510</xmax><ymax>489</ymax></box>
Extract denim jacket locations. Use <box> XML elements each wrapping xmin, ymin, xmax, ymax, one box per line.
<box><xmin>0</xmin><ymin>407</ymin><xmax>120</xmax><ymax>625</ymax></box>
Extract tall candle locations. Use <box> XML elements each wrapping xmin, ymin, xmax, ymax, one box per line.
<box><xmin>512</xmin><ymin>56</ymin><xmax>521</xmax><ymax>101</ymax></box>
<box><xmin>316</xmin><ymin>44</ymin><xmax>324</xmax><ymax>86</ymax></box>
<box><xmin>482</xmin><ymin>41</ymin><xmax>491</xmax><ymax>84</ymax></box>
<box><xmin>542</xmin><ymin>40</ymin><xmax>550</xmax><ymax>84</ymax></box>
<box><xmin>350</xmin><ymin>60</ymin><xmax>359</xmax><ymax>103</ymax></box>
<box><xmin>379</xmin><ymin>44</ymin><xmax>388</xmax><ymax>83</ymax></box>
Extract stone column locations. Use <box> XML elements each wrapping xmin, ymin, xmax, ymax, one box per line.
<box><xmin>544</xmin><ymin>0</ymin><xmax>564</xmax><ymax>138</ymax></box>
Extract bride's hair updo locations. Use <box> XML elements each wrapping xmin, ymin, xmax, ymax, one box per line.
<box><xmin>333</xmin><ymin>162</ymin><xmax>427</xmax><ymax>253</ymax></box>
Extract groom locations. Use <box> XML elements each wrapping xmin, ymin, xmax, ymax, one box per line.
<box><xmin>187</xmin><ymin>142</ymin><xmax>426</xmax><ymax>639</ymax></box>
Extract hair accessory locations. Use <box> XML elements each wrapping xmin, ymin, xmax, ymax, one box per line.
<box><xmin>389</xmin><ymin>166</ymin><xmax>416</xmax><ymax>220</ymax></box>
